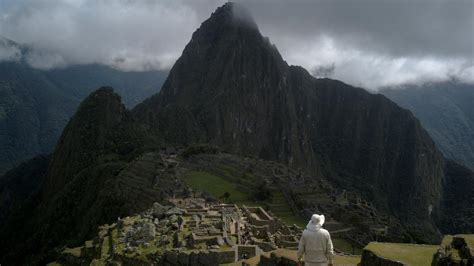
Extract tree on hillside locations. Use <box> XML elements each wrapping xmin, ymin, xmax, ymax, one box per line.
<box><xmin>253</xmin><ymin>182</ymin><xmax>272</xmax><ymax>202</ymax></box>
<box><xmin>221</xmin><ymin>192</ymin><xmax>230</xmax><ymax>203</ymax></box>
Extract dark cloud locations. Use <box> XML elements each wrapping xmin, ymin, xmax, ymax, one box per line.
<box><xmin>242</xmin><ymin>0</ymin><xmax>473</xmax><ymax>89</ymax></box>
<box><xmin>0</xmin><ymin>0</ymin><xmax>472</xmax><ymax>89</ymax></box>
<box><xmin>244</xmin><ymin>0</ymin><xmax>473</xmax><ymax>58</ymax></box>
<box><xmin>0</xmin><ymin>0</ymin><xmax>226</xmax><ymax>70</ymax></box>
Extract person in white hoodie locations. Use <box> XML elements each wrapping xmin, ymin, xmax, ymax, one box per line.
<box><xmin>297</xmin><ymin>214</ymin><xmax>334</xmax><ymax>266</ymax></box>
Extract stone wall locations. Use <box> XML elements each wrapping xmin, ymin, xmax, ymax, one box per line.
<box><xmin>253</xmin><ymin>239</ymin><xmax>277</xmax><ymax>252</ymax></box>
<box><xmin>217</xmin><ymin>250</ymin><xmax>236</xmax><ymax>264</ymax></box>
<box><xmin>236</xmin><ymin>245</ymin><xmax>258</xmax><ymax>260</ymax></box>
<box><xmin>280</xmin><ymin>239</ymin><xmax>299</xmax><ymax>248</ymax></box>
<box><xmin>432</xmin><ymin>235</ymin><xmax>473</xmax><ymax>265</ymax></box>
<box><xmin>159</xmin><ymin>250</ymin><xmax>232</xmax><ymax>266</ymax></box>
<box><xmin>244</xmin><ymin>206</ymin><xmax>276</xmax><ymax>233</ymax></box>
<box><xmin>259</xmin><ymin>252</ymin><xmax>298</xmax><ymax>266</ymax></box>
<box><xmin>113</xmin><ymin>254</ymin><xmax>152</xmax><ymax>266</ymax></box>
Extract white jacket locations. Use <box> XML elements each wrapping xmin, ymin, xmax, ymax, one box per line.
<box><xmin>297</xmin><ymin>227</ymin><xmax>334</xmax><ymax>264</ymax></box>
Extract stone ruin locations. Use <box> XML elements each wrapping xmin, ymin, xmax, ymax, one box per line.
<box><xmin>52</xmin><ymin>197</ymin><xmax>305</xmax><ymax>265</ymax></box>
<box><xmin>432</xmin><ymin>235</ymin><xmax>473</xmax><ymax>265</ymax></box>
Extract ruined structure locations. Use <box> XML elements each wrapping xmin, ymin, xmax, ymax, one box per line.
<box><xmin>49</xmin><ymin>194</ymin><xmax>471</xmax><ymax>265</ymax></box>
<box><xmin>50</xmin><ymin>198</ymin><xmax>304</xmax><ymax>265</ymax></box>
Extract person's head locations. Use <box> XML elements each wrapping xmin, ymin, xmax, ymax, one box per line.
<box><xmin>311</xmin><ymin>214</ymin><xmax>321</xmax><ymax>225</ymax></box>
<box><xmin>306</xmin><ymin>214</ymin><xmax>325</xmax><ymax>231</ymax></box>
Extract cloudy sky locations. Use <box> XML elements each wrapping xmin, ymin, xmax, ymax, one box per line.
<box><xmin>0</xmin><ymin>0</ymin><xmax>472</xmax><ymax>90</ymax></box>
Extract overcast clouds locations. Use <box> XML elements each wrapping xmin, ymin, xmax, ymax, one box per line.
<box><xmin>0</xmin><ymin>0</ymin><xmax>472</xmax><ymax>90</ymax></box>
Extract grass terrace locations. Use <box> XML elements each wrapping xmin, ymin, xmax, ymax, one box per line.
<box><xmin>182</xmin><ymin>171</ymin><xmax>255</xmax><ymax>205</ymax></box>
<box><xmin>364</xmin><ymin>242</ymin><xmax>438</xmax><ymax>266</ymax></box>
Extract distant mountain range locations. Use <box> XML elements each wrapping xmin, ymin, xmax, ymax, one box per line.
<box><xmin>0</xmin><ymin>3</ymin><xmax>472</xmax><ymax>264</ymax></box>
<box><xmin>0</xmin><ymin>37</ymin><xmax>167</xmax><ymax>174</ymax></box>
<box><xmin>381</xmin><ymin>82</ymin><xmax>474</xmax><ymax>169</ymax></box>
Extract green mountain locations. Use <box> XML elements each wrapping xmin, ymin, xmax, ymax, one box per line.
<box><xmin>0</xmin><ymin>3</ymin><xmax>472</xmax><ymax>265</ymax></box>
<box><xmin>0</xmin><ymin>88</ymin><xmax>152</xmax><ymax>264</ymax></box>
<box><xmin>381</xmin><ymin>82</ymin><xmax>474</xmax><ymax>169</ymax></box>
<box><xmin>0</xmin><ymin>38</ymin><xmax>167</xmax><ymax>175</ymax></box>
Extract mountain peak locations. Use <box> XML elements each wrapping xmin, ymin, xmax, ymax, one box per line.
<box><xmin>134</xmin><ymin>1</ymin><xmax>284</xmax><ymax>110</ymax></box>
<box><xmin>42</xmin><ymin>87</ymin><xmax>128</xmax><ymax>200</ymax></box>
<box><xmin>206</xmin><ymin>2</ymin><xmax>258</xmax><ymax>30</ymax></box>
<box><xmin>184</xmin><ymin>2</ymin><xmax>261</xmax><ymax>48</ymax></box>
<box><xmin>185</xmin><ymin>2</ymin><xmax>260</xmax><ymax>47</ymax></box>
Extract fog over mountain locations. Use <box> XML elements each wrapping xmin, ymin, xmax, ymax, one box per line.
<box><xmin>0</xmin><ymin>0</ymin><xmax>472</xmax><ymax>90</ymax></box>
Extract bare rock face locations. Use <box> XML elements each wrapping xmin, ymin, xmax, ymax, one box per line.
<box><xmin>140</xmin><ymin>222</ymin><xmax>156</xmax><ymax>241</ymax></box>
<box><xmin>166</xmin><ymin>207</ymin><xmax>185</xmax><ymax>216</ymax></box>
<box><xmin>152</xmin><ymin>202</ymin><xmax>170</xmax><ymax>218</ymax></box>
<box><xmin>134</xmin><ymin>2</ymin><xmax>445</xmax><ymax>240</ymax></box>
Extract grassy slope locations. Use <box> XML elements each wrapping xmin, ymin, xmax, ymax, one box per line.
<box><xmin>458</xmin><ymin>234</ymin><xmax>474</xmax><ymax>247</ymax></box>
<box><xmin>365</xmin><ymin>242</ymin><xmax>438</xmax><ymax>265</ymax></box>
<box><xmin>183</xmin><ymin>171</ymin><xmax>254</xmax><ymax>205</ymax></box>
